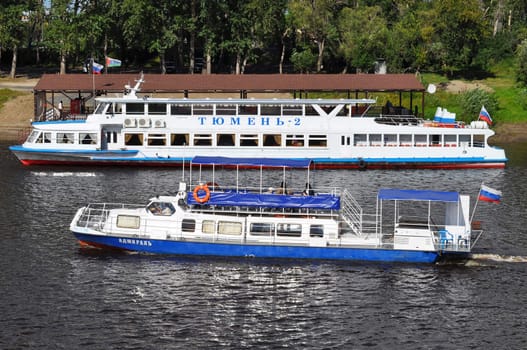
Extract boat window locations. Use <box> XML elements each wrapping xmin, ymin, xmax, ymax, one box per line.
<box><xmin>193</xmin><ymin>134</ymin><xmax>212</xmax><ymax>146</ymax></box>
<box><xmin>216</xmin><ymin>105</ymin><xmax>237</xmax><ymax>116</ymax></box>
<box><xmin>182</xmin><ymin>219</ymin><xmax>196</xmax><ymax>232</ymax></box>
<box><xmin>444</xmin><ymin>134</ymin><xmax>457</xmax><ymax>147</ymax></box>
<box><xmin>94</xmin><ymin>102</ymin><xmax>108</xmax><ymax>114</ymax></box>
<box><xmin>261</xmin><ymin>105</ymin><xmax>280</xmax><ymax>116</ymax></box>
<box><xmin>354</xmin><ymin>134</ymin><xmax>367</xmax><ymax>146</ymax></box>
<box><xmin>171</xmin><ymin>133</ymin><xmax>189</xmax><ymax>146</ymax></box>
<box><xmin>286</xmin><ymin>134</ymin><xmax>304</xmax><ymax>147</ymax></box>
<box><xmin>305</xmin><ymin>105</ymin><xmax>318</xmax><ymax>116</ymax></box>
<box><xmin>124</xmin><ymin>133</ymin><xmax>144</xmax><ymax>146</ymax></box>
<box><xmin>57</xmin><ymin>132</ymin><xmax>74</xmax><ymax>144</ymax></box>
<box><xmin>430</xmin><ymin>134</ymin><xmax>442</xmax><ymax>146</ymax></box>
<box><xmin>148</xmin><ymin>103</ymin><xmax>166</xmax><ymax>115</ymax></box>
<box><xmin>147</xmin><ymin>133</ymin><xmax>167</xmax><ymax>146</ymax></box>
<box><xmin>147</xmin><ymin>202</ymin><xmax>175</xmax><ymax>216</ymax></box>
<box><xmin>459</xmin><ymin>134</ymin><xmax>471</xmax><ymax>147</ymax></box>
<box><xmin>126</xmin><ymin>103</ymin><xmax>145</xmax><ymax>115</ymax></box>
<box><xmin>399</xmin><ymin>134</ymin><xmax>412</xmax><ymax>146</ymax></box>
<box><xmin>239</xmin><ymin>104</ymin><xmax>258</xmax><ymax>115</ymax></box>
<box><xmin>240</xmin><ymin>134</ymin><xmax>259</xmax><ymax>146</ymax></box>
<box><xmin>117</xmin><ymin>215</ymin><xmax>140</xmax><ymax>229</ymax></box>
<box><xmin>310</xmin><ymin>225</ymin><xmax>324</xmax><ymax>237</ymax></box>
<box><xmin>369</xmin><ymin>134</ymin><xmax>382</xmax><ymax>146</ymax></box>
<box><xmin>202</xmin><ymin>220</ymin><xmax>215</xmax><ymax>234</ymax></box>
<box><xmin>27</xmin><ymin>130</ymin><xmax>40</xmax><ymax>143</ymax></box>
<box><xmin>473</xmin><ymin>134</ymin><xmax>485</xmax><ymax>147</ymax></box>
<box><xmin>249</xmin><ymin>223</ymin><xmax>274</xmax><ymax>236</ymax></box>
<box><xmin>218</xmin><ymin>221</ymin><xmax>242</xmax><ymax>235</ymax></box>
<box><xmin>80</xmin><ymin>133</ymin><xmax>97</xmax><ymax>145</ymax></box>
<box><xmin>263</xmin><ymin>134</ymin><xmax>281</xmax><ymax>147</ymax></box>
<box><xmin>171</xmin><ymin>104</ymin><xmax>191</xmax><ymax>115</ymax></box>
<box><xmin>217</xmin><ymin>134</ymin><xmax>235</xmax><ymax>146</ymax></box>
<box><xmin>106</xmin><ymin>131</ymin><xmax>118</xmax><ymax>144</ymax></box>
<box><xmin>282</xmin><ymin>105</ymin><xmax>303</xmax><ymax>116</ymax></box>
<box><xmin>193</xmin><ymin>104</ymin><xmax>213</xmax><ymax>115</ymax></box>
<box><xmin>384</xmin><ymin>134</ymin><xmax>397</xmax><ymax>146</ymax></box>
<box><xmin>276</xmin><ymin>223</ymin><xmax>302</xmax><ymax>237</ymax></box>
<box><xmin>415</xmin><ymin>134</ymin><xmax>427</xmax><ymax>146</ymax></box>
<box><xmin>309</xmin><ymin>134</ymin><xmax>327</xmax><ymax>147</ymax></box>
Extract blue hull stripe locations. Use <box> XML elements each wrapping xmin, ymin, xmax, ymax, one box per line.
<box><xmin>73</xmin><ymin>232</ymin><xmax>440</xmax><ymax>263</ymax></box>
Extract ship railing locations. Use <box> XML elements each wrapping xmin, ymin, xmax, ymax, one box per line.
<box><xmin>75</xmin><ymin>203</ymin><xmax>143</xmax><ymax>230</ymax></box>
<box><xmin>339</xmin><ymin>189</ymin><xmax>363</xmax><ymax>236</ymax></box>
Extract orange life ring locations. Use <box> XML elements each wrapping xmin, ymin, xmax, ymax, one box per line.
<box><xmin>193</xmin><ymin>184</ymin><xmax>211</xmax><ymax>204</ymax></box>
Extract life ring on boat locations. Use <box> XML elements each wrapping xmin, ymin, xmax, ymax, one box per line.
<box><xmin>193</xmin><ymin>184</ymin><xmax>211</xmax><ymax>204</ymax></box>
<box><xmin>358</xmin><ymin>158</ymin><xmax>367</xmax><ymax>170</ymax></box>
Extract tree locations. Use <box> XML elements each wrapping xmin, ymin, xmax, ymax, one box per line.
<box><xmin>287</xmin><ymin>0</ymin><xmax>338</xmax><ymax>72</ymax></box>
<box><xmin>337</xmin><ymin>5</ymin><xmax>388</xmax><ymax>73</ymax></box>
<box><xmin>516</xmin><ymin>39</ymin><xmax>527</xmax><ymax>86</ymax></box>
<box><xmin>0</xmin><ymin>2</ymin><xmax>30</xmax><ymax>78</ymax></box>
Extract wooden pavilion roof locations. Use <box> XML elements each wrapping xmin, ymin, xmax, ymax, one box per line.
<box><xmin>34</xmin><ymin>73</ymin><xmax>425</xmax><ymax>94</ymax></box>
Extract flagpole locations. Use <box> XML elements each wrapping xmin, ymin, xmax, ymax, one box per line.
<box><xmin>470</xmin><ymin>182</ymin><xmax>483</xmax><ymax>224</ymax></box>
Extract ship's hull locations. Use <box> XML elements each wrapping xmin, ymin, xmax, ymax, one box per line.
<box><xmin>73</xmin><ymin>231</ymin><xmax>452</xmax><ymax>264</ymax></box>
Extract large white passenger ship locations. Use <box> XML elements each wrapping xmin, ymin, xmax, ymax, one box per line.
<box><xmin>10</xmin><ymin>75</ymin><xmax>507</xmax><ymax>169</ymax></box>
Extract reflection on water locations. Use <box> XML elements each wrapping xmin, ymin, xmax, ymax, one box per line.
<box><xmin>1</xmin><ymin>143</ymin><xmax>527</xmax><ymax>349</ymax></box>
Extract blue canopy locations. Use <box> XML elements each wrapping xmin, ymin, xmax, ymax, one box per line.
<box><xmin>187</xmin><ymin>191</ymin><xmax>340</xmax><ymax>209</ymax></box>
<box><xmin>191</xmin><ymin>156</ymin><xmax>312</xmax><ymax>168</ymax></box>
<box><xmin>377</xmin><ymin>188</ymin><xmax>459</xmax><ymax>202</ymax></box>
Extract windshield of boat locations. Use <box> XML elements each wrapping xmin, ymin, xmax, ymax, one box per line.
<box><xmin>147</xmin><ymin>202</ymin><xmax>175</xmax><ymax>216</ymax></box>
<box><xmin>94</xmin><ymin>102</ymin><xmax>108</xmax><ymax>114</ymax></box>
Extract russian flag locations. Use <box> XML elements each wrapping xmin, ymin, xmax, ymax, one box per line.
<box><xmin>106</xmin><ymin>56</ymin><xmax>122</xmax><ymax>68</ymax></box>
<box><xmin>92</xmin><ymin>62</ymin><xmax>104</xmax><ymax>74</ymax></box>
<box><xmin>479</xmin><ymin>184</ymin><xmax>502</xmax><ymax>203</ymax></box>
<box><xmin>479</xmin><ymin>106</ymin><xmax>493</xmax><ymax>125</ymax></box>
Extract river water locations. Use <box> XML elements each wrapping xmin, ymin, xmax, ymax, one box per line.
<box><xmin>1</xmin><ymin>143</ymin><xmax>526</xmax><ymax>349</ymax></box>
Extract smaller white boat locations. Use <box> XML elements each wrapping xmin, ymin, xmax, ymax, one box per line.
<box><xmin>70</xmin><ymin>156</ymin><xmax>485</xmax><ymax>263</ymax></box>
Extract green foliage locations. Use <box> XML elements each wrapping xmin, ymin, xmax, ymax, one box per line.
<box><xmin>516</xmin><ymin>40</ymin><xmax>527</xmax><ymax>86</ymax></box>
<box><xmin>0</xmin><ymin>88</ymin><xmax>24</xmax><ymax>109</ymax></box>
<box><xmin>290</xmin><ymin>46</ymin><xmax>316</xmax><ymax>73</ymax></box>
<box><xmin>456</xmin><ymin>89</ymin><xmax>498</xmax><ymax>123</ymax></box>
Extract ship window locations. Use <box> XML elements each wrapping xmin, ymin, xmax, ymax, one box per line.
<box><xmin>117</xmin><ymin>215</ymin><xmax>140</xmax><ymax>229</ymax></box>
<box><xmin>310</xmin><ymin>224</ymin><xmax>324</xmax><ymax>237</ymax></box>
<box><xmin>124</xmin><ymin>133</ymin><xmax>144</xmax><ymax>146</ymax></box>
<box><xmin>217</xmin><ymin>134</ymin><xmax>235</xmax><ymax>146</ymax></box>
<box><xmin>171</xmin><ymin>104</ymin><xmax>191</xmax><ymax>115</ymax></box>
<box><xmin>80</xmin><ymin>133</ymin><xmax>97</xmax><ymax>144</ymax></box>
<box><xmin>384</xmin><ymin>134</ymin><xmax>397</xmax><ymax>146</ymax></box>
<box><xmin>354</xmin><ymin>134</ymin><xmax>367</xmax><ymax>146</ymax></box>
<box><xmin>261</xmin><ymin>105</ymin><xmax>280</xmax><ymax>116</ymax></box>
<box><xmin>240</xmin><ymin>134</ymin><xmax>258</xmax><ymax>146</ymax></box>
<box><xmin>249</xmin><ymin>223</ymin><xmax>274</xmax><ymax>236</ymax></box>
<box><xmin>147</xmin><ymin>133</ymin><xmax>166</xmax><ymax>146</ymax></box>
<box><xmin>202</xmin><ymin>220</ymin><xmax>215</xmax><ymax>234</ymax></box>
<box><xmin>171</xmin><ymin>133</ymin><xmax>189</xmax><ymax>146</ymax></box>
<box><xmin>218</xmin><ymin>221</ymin><xmax>242</xmax><ymax>235</ymax></box>
<box><xmin>194</xmin><ymin>134</ymin><xmax>212</xmax><ymax>146</ymax></box>
<box><xmin>216</xmin><ymin>105</ymin><xmax>237</xmax><ymax>116</ymax></box>
<box><xmin>369</xmin><ymin>134</ymin><xmax>382</xmax><ymax>146</ymax></box>
<box><xmin>57</xmin><ymin>132</ymin><xmax>74</xmax><ymax>144</ymax></box>
<box><xmin>305</xmin><ymin>105</ymin><xmax>318</xmax><ymax>116</ymax></box>
<box><xmin>282</xmin><ymin>105</ymin><xmax>303</xmax><ymax>116</ymax></box>
<box><xmin>27</xmin><ymin>130</ymin><xmax>40</xmax><ymax>143</ymax></box>
<box><xmin>473</xmin><ymin>134</ymin><xmax>485</xmax><ymax>148</ymax></box>
<box><xmin>263</xmin><ymin>134</ymin><xmax>281</xmax><ymax>146</ymax></box>
<box><xmin>415</xmin><ymin>134</ymin><xmax>427</xmax><ymax>146</ymax></box>
<box><xmin>309</xmin><ymin>135</ymin><xmax>327</xmax><ymax>147</ymax></box>
<box><xmin>182</xmin><ymin>219</ymin><xmax>196</xmax><ymax>232</ymax></box>
<box><xmin>193</xmin><ymin>105</ymin><xmax>213</xmax><ymax>115</ymax></box>
<box><xmin>94</xmin><ymin>102</ymin><xmax>108</xmax><ymax>114</ymax></box>
<box><xmin>148</xmin><ymin>103</ymin><xmax>166</xmax><ymax>115</ymax></box>
<box><xmin>399</xmin><ymin>134</ymin><xmax>412</xmax><ymax>146</ymax></box>
<box><xmin>286</xmin><ymin>134</ymin><xmax>304</xmax><ymax>147</ymax></box>
<box><xmin>444</xmin><ymin>134</ymin><xmax>457</xmax><ymax>146</ymax></box>
<box><xmin>276</xmin><ymin>223</ymin><xmax>302</xmax><ymax>237</ymax></box>
<box><xmin>459</xmin><ymin>134</ymin><xmax>471</xmax><ymax>146</ymax></box>
<box><xmin>147</xmin><ymin>202</ymin><xmax>175</xmax><ymax>216</ymax></box>
<box><xmin>239</xmin><ymin>104</ymin><xmax>258</xmax><ymax>115</ymax></box>
<box><xmin>126</xmin><ymin>103</ymin><xmax>144</xmax><ymax>115</ymax></box>
<box><xmin>431</xmin><ymin>134</ymin><xmax>442</xmax><ymax>146</ymax></box>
